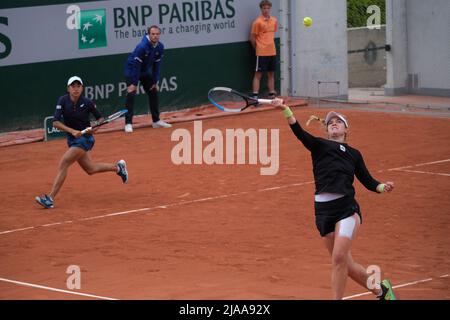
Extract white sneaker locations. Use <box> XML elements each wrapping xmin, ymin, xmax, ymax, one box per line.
<box><xmin>152</xmin><ymin>120</ymin><xmax>172</xmax><ymax>128</ymax></box>
<box><xmin>124</xmin><ymin>124</ymin><xmax>133</xmax><ymax>133</ymax></box>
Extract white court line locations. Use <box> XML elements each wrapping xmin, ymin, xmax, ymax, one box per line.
<box><xmin>2</xmin><ymin>274</ymin><xmax>447</xmax><ymax>300</ymax></box>
<box><xmin>78</xmin><ymin>208</ymin><xmax>151</xmax><ymax>221</ymax></box>
<box><xmin>343</xmin><ymin>275</ymin><xmax>448</xmax><ymax>300</ymax></box>
<box><xmin>0</xmin><ymin>277</ymin><xmax>118</xmax><ymax>300</ymax></box>
<box><xmin>0</xmin><ymin>181</ymin><xmax>315</xmax><ymax>236</ymax></box>
<box><xmin>388</xmin><ymin>158</ymin><xmax>450</xmax><ymax>171</ymax></box>
<box><xmin>41</xmin><ymin>221</ymin><xmax>73</xmax><ymax>228</ymax></box>
<box><xmin>393</xmin><ymin>169</ymin><xmax>450</xmax><ymax>177</ymax></box>
<box><xmin>0</xmin><ymin>226</ymin><xmax>36</xmax><ymax>235</ymax></box>
<box><xmin>0</xmin><ymin>159</ymin><xmax>448</xmax><ymax>236</ymax></box>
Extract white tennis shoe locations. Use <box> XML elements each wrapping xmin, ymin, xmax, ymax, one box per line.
<box><xmin>124</xmin><ymin>124</ymin><xmax>133</xmax><ymax>133</ymax></box>
<box><xmin>152</xmin><ymin>120</ymin><xmax>172</xmax><ymax>128</ymax></box>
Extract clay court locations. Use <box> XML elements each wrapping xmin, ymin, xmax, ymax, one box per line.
<box><xmin>0</xmin><ymin>103</ymin><xmax>449</xmax><ymax>300</ymax></box>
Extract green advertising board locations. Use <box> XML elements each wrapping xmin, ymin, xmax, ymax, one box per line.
<box><xmin>44</xmin><ymin>116</ymin><xmax>65</xmax><ymax>141</ymax></box>
<box><xmin>0</xmin><ymin>0</ymin><xmax>280</xmax><ymax>132</ymax></box>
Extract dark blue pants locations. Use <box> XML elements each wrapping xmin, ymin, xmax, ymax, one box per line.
<box><xmin>125</xmin><ymin>74</ymin><xmax>160</xmax><ymax>124</ymax></box>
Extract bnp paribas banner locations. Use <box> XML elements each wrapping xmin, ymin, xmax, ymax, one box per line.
<box><xmin>0</xmin><ymin>0</ymin><xmax>280</xmax><ymax>132</ymax></box>
<box><xmin>1</xmin><ymin>0</ymin><xmax>279</xmax><ymax>66</ymax></box>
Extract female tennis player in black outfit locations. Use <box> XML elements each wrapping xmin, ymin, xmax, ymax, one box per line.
<box><xmin>273</xmin><ymin>99</ymin><xmax>397</xmax><ymax>300</ymax></box>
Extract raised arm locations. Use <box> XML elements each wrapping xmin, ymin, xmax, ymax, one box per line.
<box><xmin>272</xmin><ymin>98</ymin><xmax>318</xmax><ymax>151</ymax></box>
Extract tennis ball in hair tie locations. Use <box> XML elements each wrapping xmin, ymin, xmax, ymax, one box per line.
<box><xmin>303</xmin><ymin>17</ymin><xmax>313</xmax><ymax>27</ymax></box>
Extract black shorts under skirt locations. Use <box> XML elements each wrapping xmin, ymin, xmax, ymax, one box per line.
<box><xmin>314</xmin><ymin>196</ymin><xmax>362</xmax><ymax>237</ymax></box>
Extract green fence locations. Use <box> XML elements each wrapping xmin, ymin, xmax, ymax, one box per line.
<box><xmin>0</xmin><ymin>41</ymin><xmax>280</xmax><ymax>132</ymax></box>
<box><xmin>0</xmin><ymin>0</ymin><xmax>280</xmax><ymax>132</ymax></box>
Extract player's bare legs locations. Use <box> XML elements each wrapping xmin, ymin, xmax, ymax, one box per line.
<box><xmin>252</xmin><ymin>71</ymin><xmax>263</xmax><ymax>96</ymax></box>
<box><xmin>330</xmin><ymin>232</ymin><xmax>353</xmax><ymax>299</ymax></box>
<box><xmin>77</xmin><ymin>151</ymin><xmax>117</xmax><ymax>176</ymax></box>
<box><xmin>323</xmin><ymin>214</ymin><xmax>383</xmax><ymax>299</ymax></box>
<box><xmin>267</xmin><ymin>71</ymin><xmax>275</xmax><ymax>94</ymax></box>
<box><xmin>347</xmin><ymin>253</ymin><xmax>381</xmax><ymax>296</ymax></box>
<box><xmin>48</xmin><ymin>147</ymin><xmax>85</xmax><ymax>199</ymax></box>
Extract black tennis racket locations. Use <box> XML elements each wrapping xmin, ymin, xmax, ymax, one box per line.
<box><xmin>208</xmin><ymin>87</ymin><xmax>274</xmax><ymax>113</ymax></box>
<box><xmin>81</xmin><ymin>109</ymin><xmax>128</xmax><ymax>134</ymax></box>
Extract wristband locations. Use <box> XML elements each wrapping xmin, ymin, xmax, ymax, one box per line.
<box><xmin>378</xmin><ymin>184</ymin><xmax>385</xmax><ymax>193</ymax></box>
<box><xmin>283</xmin><ymin>107</ymin><xmax>293</xmax><ymax>118</ymax></box>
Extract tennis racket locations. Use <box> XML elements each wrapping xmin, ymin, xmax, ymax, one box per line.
<box><xmin>208</xmin><ymin>87</ymin><xmax>275</xmax><ymax>113</ymax></box>
<box><xmin>81</xmin><ymin>109</ymin><xmax>128</xmax><ymax>134</ymax></box>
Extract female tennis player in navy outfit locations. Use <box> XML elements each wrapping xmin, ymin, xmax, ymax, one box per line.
<box><xmin>273</xmin><ymin>99</ymin><xmax>397</xmax><ymax>300</ymax></box>
<box><xmin>35</xmin><ymin>76</ymin><xmax>128</xmax><ymax>209</ymax></box>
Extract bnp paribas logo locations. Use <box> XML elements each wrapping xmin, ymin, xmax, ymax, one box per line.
<box><xmin>78</xmin><ymin>9</ymin><xmax>107</xmax><ymax>49</ymax></box>
<box><xmin>66</xmin><ymin>5</ymin><xmax>107</xmax><ymax>49</ymax></box>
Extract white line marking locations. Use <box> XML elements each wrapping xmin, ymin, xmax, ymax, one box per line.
<box><xmin>1</xmin><ymin>159</ymin><xmax>448</xmax><ymax>236</ymax></box>
<box><xmin>388</xmin><ymin>158</ymin><xmax>450</xmax><ymax>171</ymax></box>
<box><xmin>78</xmin><ymin>208</ymin><xmax>151</xmax><ymax>221</ymax></box>
<box><xmin>390</xmin><ymin>278</ymin><xmax>433</xmax><ymax>290</ymax></box>
<box><xmin>1</xmin><ymin>157</ymin><xmax>449</xmax><ymax>236</ymax></box>
<box><xmin>0</xmin><ymin>277</ymin><xmax>118</xmax><ymax>300</ymax></box>
<box><xmin>342</xmin><ymin>291</ymin><xmax>373</xmax><ymax>299</ymax></box>
<box><xmin>392</xmin><ymin>169</ymin><xmax>450</xmax><ymax>177</ymax></box>
<box><xmin>41</xmin><ymin>222</ymin><xmax>71</xmax><ymax>228</ymax></box>
<box><xmin>0</xmin><ymin>226</ymin><xmax>35</xmax><ymax>235</ymax></box>
<box><xmin>0</xmin><ymin>181</ymin><xmax>315</xmax><ymax>236</ymax></box>
<box><xmin>343</xmin><ymin>275</ymin><xmax>449</xmax><ymax>300</ymax></box>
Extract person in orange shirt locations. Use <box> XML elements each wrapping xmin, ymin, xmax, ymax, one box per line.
<box><xmin>250</xmin><ymin>0</ymin><xmax>278</xmax><ymax>99</ymax></box>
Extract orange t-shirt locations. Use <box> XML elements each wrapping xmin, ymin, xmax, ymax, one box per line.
<box><xmin>251</xmin><ymin>15</ymin><xmax>278</xmax><ymax>56</ymax></box>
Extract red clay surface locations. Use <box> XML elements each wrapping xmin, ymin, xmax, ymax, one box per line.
<box><xmin>0</xmin><ymin>105</ymin><xmax>449</xmax><ymax>300</ymax></box>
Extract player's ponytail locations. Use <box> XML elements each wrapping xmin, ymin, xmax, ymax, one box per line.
<box><xmin>306</xmin><ymin>115</ymin><xmax>326</xmax><ymax>127</ymax></box>
<box><xmin>308</xmin><ymin>114</ymin><xmax>349</xmax><ymax>142</ymax></box>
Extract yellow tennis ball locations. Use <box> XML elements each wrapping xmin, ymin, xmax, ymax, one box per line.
<box><xmin>303</xmin><ymin>17</ymin><xmax>313</xmax><ymax>27</ymax></box>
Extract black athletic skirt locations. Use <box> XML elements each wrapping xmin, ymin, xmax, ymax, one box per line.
<box><xmin>314</xmin><ymin>196</ymin><xmax>362</xmax><ymax>237</ymax></box>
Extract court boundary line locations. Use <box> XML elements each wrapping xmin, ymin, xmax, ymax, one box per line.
<box><xmin>0</xmin><ymin>181</ymin><xmax>315</xmax><ymax>236</ymax></box>
<box><xmin>1</xmin><ymin>158</ymin><xmax>449</xmax><ymax>237</ymax></box>
<box><xmin>343</xmin><ymin>274</ymin><xmax>449</xmax><ymax>300</ymax></box>
<box><xmin>392</xmin><ymin>169</ymin><xmax>450</xmax><ymax>177</ymax></box>
<box><xmin>388</xmin><ymin>158</ymin><xmax>450</xmax><ymax>177</ymax></box>
<box><xmin>388</xmin><ymin>159</ymin><xmax>450</xmax><ymax>171</ymax></box>
<box><xmin>1</xmin><ymin>274</ymin><xmax>447</xmax><ymax>300</ymax></box>
<box><xmin>0</xmin><ymin>277</ymin><xmax>118</xmax><ymax>300</ymax></box>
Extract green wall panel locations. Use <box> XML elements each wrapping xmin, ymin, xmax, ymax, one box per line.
<box><xmin>0</xmin><ymin>40</ymin><xmax>280</xmax><ymax>131</ymax></box>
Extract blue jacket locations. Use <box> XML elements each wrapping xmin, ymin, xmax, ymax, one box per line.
<box><xmin>124</xmin><ymin>35</ymin><xmax>164</xmax><ymax>86</ymax></box>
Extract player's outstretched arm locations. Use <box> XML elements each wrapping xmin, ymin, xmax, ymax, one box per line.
<box><xmin>272</xmin><ymin>98</ymin><xmax>297</xmax><ymax>125</ymax></box>
<box><xmin>271</xmin><ymin>98</ymin><xmax>319</xmax><ymax>151</ymax></box>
